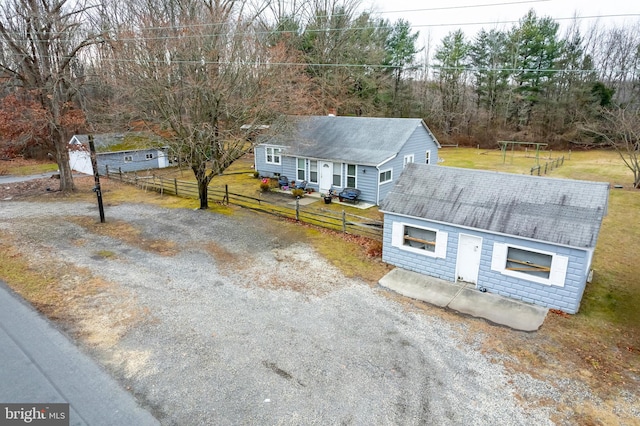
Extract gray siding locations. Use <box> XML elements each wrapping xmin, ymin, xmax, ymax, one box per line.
<box><xmin>382</xmin><ymin>213</ymin><xmax>591</xmax><ymax>313</ymax></box>
<box><xmin>377</xmin><ymin>126</ymin><xmax>439</xmax><ymax>203</ymax></box>
<box><xmin>254</xmin><ymin>145</ymin><xmax>287</xmax><ymax>177</ymax></box>
<box><xmin>97</xmin><ymin>149</ymin><xmax>165</xmax><ymax>174</ymax></box>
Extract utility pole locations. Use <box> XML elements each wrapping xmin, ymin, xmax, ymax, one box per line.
<box><xmin>88</xmin><ymin>135</ymin><xmax>105</xmax><ymax>223</ymax></box>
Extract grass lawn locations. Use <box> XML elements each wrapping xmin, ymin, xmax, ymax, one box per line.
<box><xmin>440</xmin><ymin>147</ymin><xmax>640</xmax><ymax>388</ymax></box>
<box><xmin>2</xmin><ymin>148</ymin><xmax>639</xmax><ymax>402</ymax></box>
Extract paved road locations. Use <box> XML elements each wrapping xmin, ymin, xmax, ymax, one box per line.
<box><xmin>0</xmin><ymin>281</ymin><xmax>158</xmax><ymax>426</ymax></box>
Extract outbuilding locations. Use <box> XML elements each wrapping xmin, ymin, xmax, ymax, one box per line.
<box><xmin>68</xmin><ymin>133</ymin><xmax>170</xmax><ymax>175</ymax></box>
<box><xmin>380</xmin><ymin>163</ymin><xmax>609</xmax><ymax>313</ymax></box>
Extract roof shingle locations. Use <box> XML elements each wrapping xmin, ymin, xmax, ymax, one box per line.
<box><xmin>380</xmin><ymin>164</ymin><xmax>609</xmax><ymax>248</ymax></box>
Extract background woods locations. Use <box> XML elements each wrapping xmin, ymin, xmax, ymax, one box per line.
<box><xmin>0</xmin><ymin>0</ymin><xmax>639</xmax><ymax>193</ymax></box>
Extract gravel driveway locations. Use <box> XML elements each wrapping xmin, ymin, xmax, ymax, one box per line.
<box><xmin>0</xmin><ymin>201</ymin><xmax>568</xmax><ymax>424</ymax></box>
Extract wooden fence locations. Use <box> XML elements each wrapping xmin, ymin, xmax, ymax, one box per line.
<box><xmin>530</xmin><ymin>155</ymin><xmax>565</xmax><ymax>176</ymax></box>
<box><xmin>106</xmin><ymin>170</ymin><xmax>383</xmax><ymax>240</ymax></box>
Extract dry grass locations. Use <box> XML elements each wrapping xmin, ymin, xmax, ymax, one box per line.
<box><xmin>440</xmin><ymin>147</ymin><xmax>640</xmax><ymax>399</ymax></box>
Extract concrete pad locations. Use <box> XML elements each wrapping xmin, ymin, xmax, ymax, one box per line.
<box><xmin>448</xmin><ymin>287</ymin><xmax>548</xmax><ymax>332</ymax></box>
<box><xmin>379</xmin><ymin>268</ymin><xmax>462</xmax><ymax>307</ymax></box>
<box><xmin>379</xmin><ymin>268</ymin><xmax>548</xmax><ymax>332</ymax></box>
<box><xmin>287</xmin><ymin>196</ymin><xmax>318</xmax><ymax>206</ymax></box>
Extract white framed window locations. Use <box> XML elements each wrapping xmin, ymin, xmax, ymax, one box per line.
<box><xmin>391</xmin><ymin>222</ymin><xmax>448</xmax><ymax>259</ymax></box>
<box><xmin>425</xmin><ymin>150</ymin><xmax>431</xmax><ymax>165</ymax></box>
<box><xmin>379</xmin><ymin>169</ymin><xmax>392</xmax><ymax>184</ymax></box>
<box><xmin>403</xmin><ymin>154</ymin><xmax>414</xmax><ymax>168</ymax></box>
<box><xmin>309</xmin><ymin>160</ymin><xmax>318</xmax><ymax>183</ymax></box>
<box><xmin>346</xmin><ymin>164</ymin><xmax>357</xmax><ymax>187</ymax></box>
<box><xmin>145</xmin><ymin>153</ymin><xmax>154</xmax><ymax>159</ymax></box>
<box><xmin>297</xmin><ymin>158</ymin><xmax>306</xmax><ymax>181</ymax></box>
<box><xmin>124</xmin><ymin>155</ymin><xmax>133</xmax><ymax>163</ymax></box>
<box><xmin>333</xmin><ymin>162</ymin><xmax>342</xmax><ymax>187</ymax></box>
<box><xmin>491</xmin><ymin>243</ymin><xmax>568</xmax><ymax>287</ymax></box>
<box><xmin>266</xmin><ymin>146</ymin><xmax>281</xmax><ymax>165</ymax></box>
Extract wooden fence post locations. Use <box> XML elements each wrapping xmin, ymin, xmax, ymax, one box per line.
<box><xmin>174</xmin><ymin>178</ymin><xmax>178</xmax><ymax>196</ymax></box>
<box><xmin>105</xmin><ymin>165</ymin><xmax>109</xmax><ymax>177</ymax></box>
<box><xmin>119</xmin><ymin>167</ymin><xmax>122</xmax><ymax>180</ymax></box>
<box><xmin>225</xmin><ymin>185</ymin><xmax>229</xmax><ymax>205</ymax></box>
<box><xmin>295</xmin><ymin>197</ymin><xmax>300</xmax><ymax>221</ymax></box>
<box><xmin>342</xmin><ymin>210</ymin><xmax>346</xmax><ymax>233</ymax></box>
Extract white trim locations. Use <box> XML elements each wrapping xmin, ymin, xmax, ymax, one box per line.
<box><xmin>379</xmin><ymin>210</ymin><xmax>594</xmax><ymax>251</ymax></box>
<box><xmin>403</xmin><ymin>154</ymin><xmax>414</xmax><ymax>168</ymax></box>
<box><xmin>265</xmin><ymin>146</ymin><xmax>282</xmax><ymax>165</ymax></box>
<box><xmin>296</xmin><ymin>157</ymin><xmax>306</xmax><ymax>181</ymax></box>
<box><xmin>346</xmin><ymin>164</ymin><xmax>357</xmax><ymax>188</ymax></box>
<box><xmin>490</xmin><ymin>242</ymin><xmax>568</xmax><ymax>287</ymax></box>
<box><xmin>376</xmin><ymin>154</ymin><xmax>397</xmax><ymax>168</ymax></box>
<box><xmin>332</xmin><ymin>162</ymin><xmax>342</xmax><ymax>187</ymax></box>
<box><xmin>379</xmin><ymin>168</ymin><xmax>392</xmax><ymax>184</ymax></box>
<box><xmin>391</xmin><ymin>221</ymin><xmax>447</xmax><ymax>259</ymax></box>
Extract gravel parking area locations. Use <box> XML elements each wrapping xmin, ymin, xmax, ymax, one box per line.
<box><xmin>0</xmin><ymin>200</ymin><xmax>603</xmax><ymax>424</ymax></box>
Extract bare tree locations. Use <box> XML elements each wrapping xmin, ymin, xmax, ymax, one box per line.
<box><xmin>580</xmin><ymin>107</ymin><xmax>640</xmax><ymax>188</ymax></box>
<box><xmin>110</xmin><ymin>0</ymin><xmax>318</xmax><ymax>209</ymax></box>
<box><xmin>0</xmin><ymin>0</ymin><xmax>103</xmax><ymax>191</ymax></box>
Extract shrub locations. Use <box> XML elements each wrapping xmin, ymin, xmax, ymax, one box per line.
<box><xmin>253</xmin><ymin>171</ymin><xmax>260</xmax><ymax>178</ymax></box>
<box><xmin>260</xmin><ymin>181</ymin><xmax>271</xmax><ymax>192</ymax></box>
<box><xmin>291</xmin><ymin>188</ymin><xmax>305</xmax><ymax>198</ymax></box>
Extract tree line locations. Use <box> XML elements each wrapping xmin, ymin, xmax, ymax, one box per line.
<box><xmin>1</xmin><ymin>0</ymin><xmax>638</xmax><ymax>202</ymax></box>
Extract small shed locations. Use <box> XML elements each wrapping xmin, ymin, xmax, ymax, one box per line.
<box><xmin>380</xmin><ymin>163</ymin><xmax>610</xmax><ymax>313</ymax></box>
<box><xmin>254</xmin><ymin>116</ymin><xmax>440</xmax><ymax>205</ymax></box>
<box><xmin>68</xmin><ymin>133</ymin><xmax>170</xmax><ymax>175</ymax></box>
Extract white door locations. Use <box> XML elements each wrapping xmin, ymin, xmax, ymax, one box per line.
<box><xmin>319</xmin><ymin>161</ymin><xmax>333</xmax><ymax>192</ymax></box>
<box><xmin>457</xmin><ymin>234</ymin><xmax>482</xmax><ymax>284</ymax></box>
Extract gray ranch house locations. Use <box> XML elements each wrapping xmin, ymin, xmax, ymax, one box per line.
<box><xmin>380</xmin><ymin>163</ymin><xmax>609</xmax><ymax>313</ymax></box>
<box><xmin>69</xmin><ymin>133</ymin><xmax>170</xmax><ymax>175</ymax></box>
<box><xmin>254</xmin><ymin>116</ymin><xmax>441</xmax><ymax>204</ymax></box>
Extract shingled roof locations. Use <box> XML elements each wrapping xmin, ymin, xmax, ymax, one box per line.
<box><xmin>260</xmin><ymin>116</ymin><xmax>438</xmax><ymax>166</ymax></box>
<box><xmin>380</xmin><ymin>164</ymin><xmax>609</xmax><ymax>248</ymax></box>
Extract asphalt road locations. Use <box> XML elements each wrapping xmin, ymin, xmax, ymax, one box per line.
<box><xmin>0</xmin><ymin>280</ymin><xmax>159</xmax><ymax>426</ymax></box>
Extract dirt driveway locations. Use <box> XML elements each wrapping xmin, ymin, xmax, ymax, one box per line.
<box><xmin>0</xmin><ymin>199</ymin><xmax>633</xmax><ymax>425</ymax></box>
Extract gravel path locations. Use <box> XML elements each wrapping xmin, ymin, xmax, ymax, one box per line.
<box><xmin>0</xmin><ymin>201</ymin><xmax>581</xmax><ymax>424</ymax></box>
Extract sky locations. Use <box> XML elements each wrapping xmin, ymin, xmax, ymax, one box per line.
<box><xmin>371</xmin><ymin>0</ymin><xmax>640</xmax><ymax>47</ymax></box>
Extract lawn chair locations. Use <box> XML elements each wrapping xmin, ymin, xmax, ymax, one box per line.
<box><xmin>294</xmin><ymin>180</ymin><xmax>307</xmax><ymax>190</ymax></box>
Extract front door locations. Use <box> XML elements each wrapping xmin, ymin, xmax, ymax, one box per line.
<box><xmin>319</xmin><ymin>161</ymin><xmax>333</xmax><ymax>192</ymax></box>
<box><xmin>457</xmin><ymin>234</ymin><xmax>482</xmax><ymax>284</ymax></box>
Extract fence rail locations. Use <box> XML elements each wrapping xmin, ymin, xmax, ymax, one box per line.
<box><xmin>106</xmin><ymin>169</ymin><xmax>383</xmax><ymax>240</ymax></box>
<box><xmin>530</xmin><ymin>155</ymin><xmax>565</xmax><ymax>176</ymax></box>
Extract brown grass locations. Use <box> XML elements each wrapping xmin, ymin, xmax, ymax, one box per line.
<box><xmin>441</xmin><ymin>147</ymin><xmax>640</xmax><ymax>401</ymax></box>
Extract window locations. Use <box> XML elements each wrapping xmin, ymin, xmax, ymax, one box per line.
<box><xmin>333</xmin><ymin>162</ymin><xmax>342</xmax><ymax>187</ymax></box>
<box><xmin>391</xmin><ymin>222</ymin><xmax>447</xmax><ymax>258</ymax></box>
<box><xmin>309</xmin><ymin>160</ymin><xmax>318</xmax><ymax>183</ymax></box>
<box><xmin>491</xmin><ymin>243</ymin><xmax>568</xmax><ymax>287</ymax></box>
<box><xmin>347</xmin><ymin>164</ymin><xmax>357</xmax><ymax>187</ymax></box>
<box><xmin>506</xmin><ymin>247</ymin><xmax>551</xmax><ymax>279</ymax></box>
<box><xmin>404</xmin><ymin>226</ymin><xmax>436</xmax><ymax>253</ymax></box>
<box><xmin>425</xmin><ymin>150</ymin><xmax>431</xmax><ymax>165</ymax></box>
<box><xmin>124</xmin><ymin>155</ymin><xmax>133</xmax><ymax>163</ymax></box>
<box><xmin>266</xmin><ymin>147</ymin><xmax>281</xmax><ymax>165</ymax></box>
<box><xmin>145</xmin><ymin>153</ymin><xmax>154</xmax><ymax>159</ymax></box>
<box><xmin>379</xmin><ymin>169</ymin><xmax>392</xmax><ymax>184</ymax></box>
<box><xmin>403</xmin><ymin>154</ymin><xmax>414</xmax><ymax>168</ymax></box>
<box><xmin>297</xmin><ymin>158</ymin><xmax>306</xmax><ymax>180</ymax></box>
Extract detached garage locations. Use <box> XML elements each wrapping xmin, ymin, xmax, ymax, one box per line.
<box><xmin>380</xmin><ymin>163</ymin><xmax>610</xmax><ymax>314</ymax></box>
